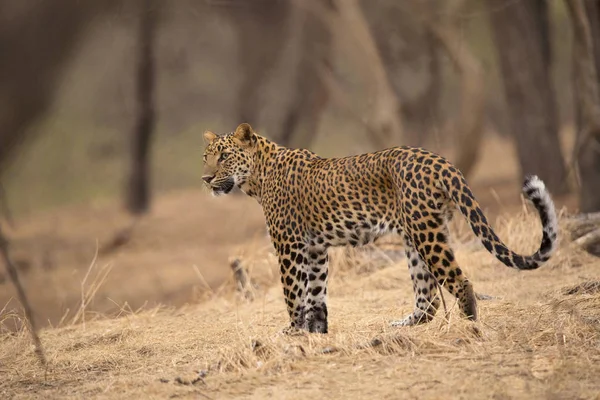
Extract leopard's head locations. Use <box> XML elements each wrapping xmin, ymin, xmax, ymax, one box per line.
<box><xmin>202</xmin><ymin>123</ymin><xmax>257</xmax><ymax>196</ymax></box>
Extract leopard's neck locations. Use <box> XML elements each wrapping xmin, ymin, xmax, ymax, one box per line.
<box><xmin>238</xmin><ymin>135</ymin><xmax>282</xmax><ymax>204</ymax></box>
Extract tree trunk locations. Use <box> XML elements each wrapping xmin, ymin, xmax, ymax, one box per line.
<box><xmin>126</xmin><ymin>0</ymin><xmax>159</xmax><ymax>215</ymax></box>
<box><xmin>532</xmin><ymin>0</ymin><xmax>552</xmax><ymax>67</ymax></box>
<box><xmin>566</xmin><ymin>0</ymin><xmax>600</xmax><ymax>213</ymax></box>
<box><xmin>279</xmin><ymin>0</ymin><xmax>333</xmax><ymax>150</ymax></box>
<box><xmin>416</xmin><ymin>0</ymin><xmax>484</xmax><ymax>178</ymax></box>
<box><xmin>0</xmin><ymin>1</ymin><xmax>116</xmax><ymax>171</ymax></box>
<box><xmin>488</xmin><ymin>0</ymin><xmax>568</xmax><ymax>194</ymax></box>
<box><xmin>585</xmin><ymin>0</ymin><xmax>600</xmax><ymax>74</ymax></box>
<box><xmin>362</xmin><ymin>0</ymin><xmax>441</xmax><ymax>147</ymax></box>
<box><xmin>228</xmin><ymin>0</ymin><xmax>291</xmax><ymax>132</ymax></box>
<box><xmin>331</xmin><ymin>0</ymin><xmax>404</xmax><ymax>149</ymax></box>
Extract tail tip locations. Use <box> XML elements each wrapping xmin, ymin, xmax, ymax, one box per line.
<box><xmin>523</xmin><ymin>175</ymin><xmax>546</xmax><ymax>194</ymax></box>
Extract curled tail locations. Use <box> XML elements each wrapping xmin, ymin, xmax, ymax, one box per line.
<box><xmin>446</xmin><ymin>174</ymin><xmax>558</xmax><ymax>270</ymax></box>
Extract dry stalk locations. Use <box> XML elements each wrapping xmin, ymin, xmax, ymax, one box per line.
<box><xmin>71</xmin><ymin>243</ymin><xmax>114</xmax><ymax>328</ymax></box>
<box><xmin>192</xmin><ymin>264</ymin><xmax>216</xmax><ymax>296</ymax></box>
<box><xmin>0</xmin><ymin>226</ymin><xmax>46</xmax><ymax>369</ymax></box>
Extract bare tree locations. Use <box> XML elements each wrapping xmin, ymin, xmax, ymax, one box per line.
<box><xmin>222</xmin><ymin>0</ymin><xmax>330</xmax><ymax>149</ymax></box>
<box><xmin>415</xmin><ymin>0</ymin><xmax>484</xmax><ymax>178</ymax></box>
<box><xmin>0</xmin><ymin>1</ymin><xmax>116</xmax><ymax>170</ymax></box>
<box><xmin>227</xmin><ymin>0</ymin><xmax>292</xmax><ymax>131</ymax></box>
<box><xmin>330</xmin><ymin>0</ymin><xmax>404</xmax><ymax>149</ymax></box>
<box><xmin>586</xmin><ymin>0</ymin><xmax>600</xmax><ymax>74</ymax></box>
<box><xmin>488</xmin><ymin>0</ymin><xmax>568</xmax><ymax>194</ymax></box>
<box><xmin>126</xmin><ymin>0</ymin><xmax>159</xmax><ymax>215</ymax></box>
<box><xmin>225</xmin><ymin>0</ymin><xmax>402</xmax><ymax>150</ymax></box>
<box><xmin>278</xmin><ymin>0</ymin><xmax>333</xmax><ymax>150</ymax></box>
<box><xmin>566</xmin><ymin>0</ymin><xmax>600</xmax><ymax>213</ymax></box>
<box><xmin>363</xmin><ymin>0</ymin><xmax>441</xmax><ymax>147</ymax></box>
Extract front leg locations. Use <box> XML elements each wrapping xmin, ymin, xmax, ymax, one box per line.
<box><xmin>277</xmin><ymin>249</ymin><xmax>308</xmax><ymax>333</ymax></box>
<box><xmin>304</xmin><ymin>247</ymin><xmax>329</xmax><ymax>333</ymax></box>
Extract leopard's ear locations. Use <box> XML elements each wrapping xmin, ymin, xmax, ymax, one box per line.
<box><xmin>233</xmin><ymin>123</ymin><xmax>256</xmax><ymax>147</ymax></box>
<box><xmin>203</xmin><ymin>130</ymin><xmax>217</xmax><ymax>144</ymax></box>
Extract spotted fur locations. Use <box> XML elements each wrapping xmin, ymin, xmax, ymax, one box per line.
<box><xmin>202</xmin><ymin>123</ymin><xmax>558</xmax><ymax>333</ymax></box>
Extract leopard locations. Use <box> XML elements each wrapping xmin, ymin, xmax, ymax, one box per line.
<box><xmin>201</xmin><ymin>123</ymin><xmax>558</xmax><ymax>334</ymax></box>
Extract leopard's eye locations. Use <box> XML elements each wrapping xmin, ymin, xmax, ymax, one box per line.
<box><xmin>219</xmin><ymin>153</ymin><xmax>229</xmax><ymax>162</ymax></box>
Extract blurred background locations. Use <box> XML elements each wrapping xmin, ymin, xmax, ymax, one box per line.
<box><xmin>1</xmin><ymin>0</ymin><xmax>599</xmax><ymax>330</ymax></box>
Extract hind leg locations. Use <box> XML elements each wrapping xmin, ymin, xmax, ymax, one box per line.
<box><xmin>431</xmin><ymin>246</ymin><xmax>477</xmax><ymax>321</ymax></box>
<box><xmin>391</xmin><ymin>234</ymin><xmax>440</xmax><ymax>326</ymax></box>
<box><xmin>418</xmin><ymin>220</ymin><xmax>478</xmax><ymax>321</ymax></box>
<box><xmin>303</xmin><ymin>246</ymin><xmax>329</xmax><ymax>333</ymax></box>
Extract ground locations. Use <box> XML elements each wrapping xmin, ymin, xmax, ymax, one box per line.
<box><xmin>2</xmin><ymin>214</ymin><xmax>599</xmax><ymax>399</ymax></box>
<box><xmin>1</xmin><ymin>133</ymin><xmax>599</xmax><ymax>399</ymax></box>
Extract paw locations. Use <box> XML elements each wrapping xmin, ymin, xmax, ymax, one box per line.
<box><xmin>280</xmin><ymin>326</ymin><xmax>307</xmax><ymax>337</ymax></box>
<box><xmin>390</xmin><ymin>312</ymin><xmax>432</xmax><ymax>327</ymax></box>
<box><xmin>390</xmin><ymin>317</ymin><xmax>413</xmax><ymax>327</ymax></box>
<box><xmin>305</xmin><ymin>309</ymin><xmax>328</xmax><ymax>334</ymax></box>
<box><xmin>461</xmin><ymin>283</ymin><xmax>478</xmax><ymax>321</ymax></box>
<box><xmin>475</xmin><ymin>292</ymin><xmax>497</xmax><ymax>301</ymax></box>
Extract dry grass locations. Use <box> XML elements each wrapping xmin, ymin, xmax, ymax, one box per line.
<box><xmin>0</xmin><ymin>191</ymin><xmax>269</xmax><ymax>331</ymax></box>
<box><xmin>2</xmin><ymin>206</ymin><xmax>600</xmax><ymax>399</ymax></box>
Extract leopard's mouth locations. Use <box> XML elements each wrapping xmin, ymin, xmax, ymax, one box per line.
<box><xmin>210</xmin><ymin>177</ymin><xmax>235</xmax><ymax>196</ymax></box>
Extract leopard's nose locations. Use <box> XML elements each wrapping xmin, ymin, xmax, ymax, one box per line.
<box><xmin>202</xmin><ymin>175</ymin><xmax>214</xmax><ymax>184</ymax></box>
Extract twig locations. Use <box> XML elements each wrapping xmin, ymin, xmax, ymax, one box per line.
<box><xmin>0</xmin><ymin>226</ymin><xmax>47</xmax><ymax>369</ymax></box>
<box><xmin>433</xmin><ymin>275</ymin><xmax>449</xmax><ymax>324</ymax></box>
